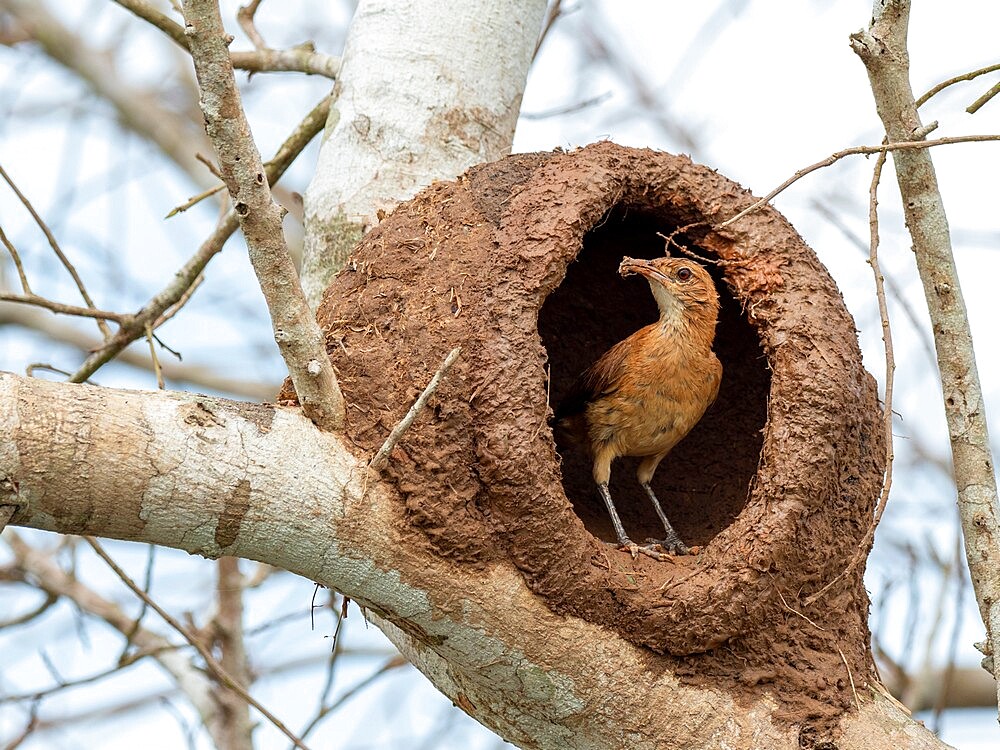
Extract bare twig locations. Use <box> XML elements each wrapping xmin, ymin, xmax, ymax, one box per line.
<box><xmin>0</xmin><ymin>293</ymin><xmax>126</xmax><ymax>323</ymax></box>
<box><xmin>520</xmin><ymin>92</ymin><xmax>612</xmax><ymax>120</ymax></box>
<box><xmin>809</xmin><ymin>199</ymin><xmax>937</xmax><ymax>370</ymax></box>
<box><xmin>716</xmin><ymin>135</ymin><xmax>1000</xmax><ymax>231</ymax></box>
<box><xmin>532</xmin><ymin>0</ymin><xmax>563</xmax><ymax>60</ymax></box>
<box><xmin>0</xmin><ymin>592</ymin><xmax>57</xmax><ymax>629</ymax></box>
<box><xmin>68</xmin><ymin>93</ymin><xmax>331</xmax><ymax>385</ymax></box>
<box><xmin>369</xmin><ymin>347</ymin><xmax>461</xmax><ymax>472</ymax></box>
<box><xmin>0</xmin><ymin>301</ymin><xmax>274</xmax><ymax>399</ymax></box>
<box><xmin>144</xmin><ymin>324</ymin><xmax>166</xmax><ymax>390</ymax></box>
<box><xmin>0</xmin><ymin>223</ymin><xmax>32</xmax><ymax>293</ymax></box>
<box><xmin>111</xmin><ymin>0</ymin><xmax>341</xmax><ymax>78</ymax></box>
<box><xmin>776</xmin><ymin>586</ymin><xmax>858</xmax><ymax>709</ymax></box>
<box><xmin>236</xmin><ymin>0</ymin><xmax>267</xmax><ymax>49</ymax></box>
<box><xmin>967</xmin><ymin>80</ymin><xmax>1000</xmax><ymax>115</ymax></box>
<box><xmin>84</xmin><ymin>537</ymin><xmax>312</xmax><ymax>750</ymax></box>
<box><xmin>0</xmin><ymin>162</ymin><xmax>110</xmax><ymax>338</ymax></box>
<box><xmin>111</xmin><ymin>0</ymin><xmax>189</xmax><ymax>48</ymax></box>
<box><xmin>166</xmin><ymin>183</ymin><xmax>226</xmax><ymax>218</ymax></box>
<box><xmin>837</xmin><ymin>644</ymin><xmax>861</xmax><ymax>710</ymax></box>
<box><xmin>183</xmin><ymin>0</ymin><xmax>344</xmax><ymax>430</ymax></box>
<box><xmin>805</xmin><ymin>150</ymin><xmax>894</xmax><ymax>606</ymax></box>
<box><xmin>914</xmin><ymin>62</ymin><xmax>1000</xmax><ymax>108</ymax></box>
<box><xmin>853</xmin><ymin>0</ymin><xmax>1000</xmax><ymax>713</ymax></box>
<box><xmin>1</xmin><ymin>0</ymin><xmax>214</xmax><ymax>188</ymax></box>
<box><xmin>296</xmin><ymin>655</ymin><xmax>407</xmax><ymax>745</ymax></box>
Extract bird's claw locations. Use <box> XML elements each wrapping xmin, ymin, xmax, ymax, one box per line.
<box><xmin>618</xmin><ymin>540</ymin><xmax>667</xmax><ymax>561</ymax></box>
<box><xmin>646</xmin><ymin>537</ymin><xmax>690</xmax><ymax>556</ymax></box>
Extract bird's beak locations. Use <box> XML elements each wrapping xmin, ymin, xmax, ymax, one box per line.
<box><xmin>619</xmin><ymin>257</ymin><xmax>670</xmax><ymax>285</ymax></box>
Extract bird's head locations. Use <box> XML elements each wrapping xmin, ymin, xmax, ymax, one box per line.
<box><xmin>619</xmin><ymin>256</ymin><xmax>719</xmax><ymax>329</ymax></box>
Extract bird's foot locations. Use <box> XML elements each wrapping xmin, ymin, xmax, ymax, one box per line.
<box><xmin>646</xmin><ymin>537</ymin><xmax>691</xmax><ymax>556</ymax></box>
<box><xmin>615</xmin><ymin>538</ymin><xmax>668</xmax><ymax>561</ymax></box>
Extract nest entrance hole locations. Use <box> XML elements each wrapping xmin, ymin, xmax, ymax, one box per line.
<box><xmin>538</xmin><ymin>207</ymin><xmax>770</xmax><ymax>548</ymax></box>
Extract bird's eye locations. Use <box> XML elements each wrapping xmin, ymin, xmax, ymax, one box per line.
<box><xmin>677</xmin><ymin>267</ymin><xmax>693</xmax><ymax>281</ymax></box>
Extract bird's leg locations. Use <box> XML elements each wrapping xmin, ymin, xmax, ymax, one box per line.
<box><xmin>641</xmin><ymin>482</ymin><xmax>689</xmax><ymax>555</ymax></box>
<box><xmin>597</xmin><ymin>483</ymin><xmax>664</xmax><ymax>561</ymax></box>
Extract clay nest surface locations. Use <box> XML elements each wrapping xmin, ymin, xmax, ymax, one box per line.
<box><xmin>286</xmin><ymin>142</ymin><xmax>885</xmax><ymax>731</ymax></box>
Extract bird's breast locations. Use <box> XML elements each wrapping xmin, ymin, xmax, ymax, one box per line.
<box><xmin>586</xmin><ymin>345</ymin><xmax>720</xmax><ymax>459</ymax></box>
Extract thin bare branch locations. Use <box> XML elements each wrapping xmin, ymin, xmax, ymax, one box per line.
<box><xmin>369</xmin><ymin>347</ymin><xmax>461</xmax><ymax>472</ymax></box>
<box><xmin>84</xmin><ymin>537</ymin><xmax>312</xmax><ymax>750</ymax></box>
<box><xmin>296</xmin><ymin>655</ymin><xmax>407</xmax><ymax>744</ymax></box>
<box><xmin>111</xmin><ymin>0</ymin><xmax>340</xmax><ymax>78</ymax></box>
<box><xmin>532</xmin><ymin>0</ymin><xmax>563</xmax><ymax>60</ymax></box>
<box><xmin>805</xmin><ymin>150</ymin><xmax>894</xmax><ymax>606</ymax></box>
<box><xmin>914</xmin><ymin>62</ymin><xmax>1000</xmax><ymax>108</ymax></box>
<box><xmin>111</xmin><ymin>0</ymin><xmax>189</xmax><ymax>48</ymax></box>
<box><xmin>0</xmin><ymin>223</ymin><xmax>32</xmax><ymax>293</ymax></box>
<box><xmin>237</xmin><ymin>0</ymin><xmax>267</xmax><ymax>49</ymax></box>
<box><xmin>967</xmin><ymin>79</ymin><xmax>1000</xmax><ymax>115</ymax></box>
<box><xmin>0</xmin><ymin>592</ymin><xmax>57</xmax><ymax>629</ymax></box>
<box><xmin>1</xmin><ymin>0</ymin><xmax>212</xmax><ymax>188</ymax></box>
<box><xmin>68</xmin><ymin>93</ymin><xmax>331</xmax><ymax>385</ymax></box>
<box><xmin>0</xmin><ymin>293</ymin><xmax>126</xmax><ymax>323</ymax></box>
<box><xmin>0</xmin><ymin>301</ymin><xmax>275</xmax><ymax>399</ymax></box>
<box><xmin>183</xmin><ymin>0</ymin><xmax>343</xmax><ymax>430</ymax></box>
<box><xmin>144</xmin><ymin>324</ymin><xmax>166</xmax><ymax>390</ymax></box>
<box><xmin>716</xmin><ymin>134</ymin><xmax>1000</xmax><ymax>230</ymax></box>
<box><xmin>166</xmin><ymin>183</ymin><xmax>226</xmax><ymax>218</ymax></box>
<box><xmin>0</xmin><ymin>162</ymin><xmax>110</xmax><ymax>338</ymax></box>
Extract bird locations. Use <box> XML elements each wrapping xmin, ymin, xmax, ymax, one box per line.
<box><xmin>554</xmin><ymin>255</ymin><xmax>722</xmax><ymax>560</ymax></box>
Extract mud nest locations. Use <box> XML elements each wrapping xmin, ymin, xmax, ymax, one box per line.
<box><xmin>290</xmin><ymin>142</ymin><xmax>885</xmax><ymax>730</ymax></box>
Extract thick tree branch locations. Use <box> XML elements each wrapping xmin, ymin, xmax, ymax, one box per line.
<box><xmin>182</xmin><ymin>0</ymin><xmax>344</xmax><ymax>430</ymax></box>
<box><xmin>852</xmin><ymin>0</ymin><xmax>1000</xmax><ymax>711</ymax></box>
<box><xmin>0</xmin><ymin>373</ymin><xmax>948</xmax><ymax>749</ymax></box>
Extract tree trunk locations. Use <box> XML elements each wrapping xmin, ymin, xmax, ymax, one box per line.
<box><xmin>300</xmin><ymin>0</ymin><xmax>548</xmax><ymax>306</ymax></box>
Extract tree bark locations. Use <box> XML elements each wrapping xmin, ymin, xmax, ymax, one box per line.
<box><xmin>300</xmin><ymin>0</ymin><xmax>548</xmax><ymax>306</ymax></box>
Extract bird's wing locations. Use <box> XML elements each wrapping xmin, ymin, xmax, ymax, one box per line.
<box><xmin>554</xmin><ymin>336</ymin><xmax>632</xmax><ymax>421</ymax></box>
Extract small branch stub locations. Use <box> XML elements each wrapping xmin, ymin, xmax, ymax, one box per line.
<box><xmin>369</xmin><ymin>347</ymin><xmax>461</xmax><ymax>472</ymax></box>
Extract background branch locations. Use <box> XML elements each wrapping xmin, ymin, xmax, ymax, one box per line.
<box><xmin>852</xmin><ymin>0</ymin><xmax>1000</xmax><ymax>713</ymax></box>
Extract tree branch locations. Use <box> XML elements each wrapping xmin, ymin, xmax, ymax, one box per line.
<box><xmin>84</xmin><ymin>537</ymin><xmax>306</xmax><ymax>749</ymax></box>
<box><xmin>716</xmin><ymin>134</ymin><xmax>1000</xmax><ymax>230</ymax></box>
<box><xmin>182</xmin><ymin>1</ymin><xmax>343</xmax><ymax>430</ymax></box>
<box><xmin>852</xmin><ymin>0</ymin><xmax>1000</xmax><ymax>713</ymax></box>
<box><xmin>68</xmin><ymin>93</ymin><xmax>330</xmax><ymax>386</ymax></box>
<box><xmin>0</xmin><ymin>372</ymin><xmax>950</xmax><ymax>749</ymax></box>
<box><xmin>112</xmin><ymin>0</ymin><xmax>340</xmax><ymax>78</ymax></box>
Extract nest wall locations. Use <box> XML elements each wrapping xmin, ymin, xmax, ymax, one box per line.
<box><xmin>294</xmin><ymin>142</ymin><xmax>885</xmax><ymax>728</ymax></box>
